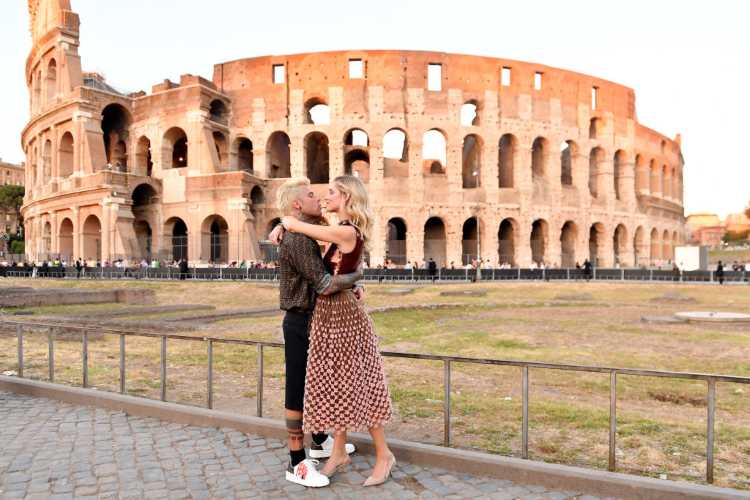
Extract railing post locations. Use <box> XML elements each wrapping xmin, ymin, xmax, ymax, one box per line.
<box><xmin>82</xmin><ymin>330</ymin><xmax>88</xmax><ymax>388</ymax></box>
<box><xmin>522</xmin><ymin>365</ymin><xmax>529</xmax><ymax>459</ymax></box>
<box><xmin>48</xmin><ymin>327</ymin><xmax>55</xmax><ymax>382</ymax></box>
<box><xmin>443</xmin><ymin>360</ymin><xmax>451</xmax><ymax>447</ymax></box>
<box><xmin>119</xmin><ymin>334</ymin><xmax>126</xmax><ymax>394</ymax></box>
<box><xmin>567</xmin><ymin>268</ymin><xmax>570</xmax><ymax>280</ymax></box>
<box><xmin>517</xmin><ymin>268</ymin><xmax>521</xmax><ymax>280</ymax></box>
<box><xmin>609</xmin><ymin>371</ymin><xmax>617</xmax><ymax>471</ymax></box>
<box><xmin>16</xmin><ymin>324</ymin><xmax>23</xmax><ymax>378</ymax></box>
<box><xmin>207</xmin><ymin>339</ymin><xmax>214</xmax><ymax>410</ymax></box>
<box><xmin>707</xmin><ymin>378</ymin><xmax>716</xmax><ymax>484</ymax></box>
<box><xmin>256</xmin><ymin>344</ymin><xmax>264</xmax><ymax>417</ymax></box>
<box><xmin>160</xmin><ymin>336</ymin><xmax>167</xmax><ymax>401</ymax></box>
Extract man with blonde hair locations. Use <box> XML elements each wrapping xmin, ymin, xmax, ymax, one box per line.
<box><xmin>275</xmin><ymin>178</ymin><xmax>359</xmax><ymax>488</ymax></box>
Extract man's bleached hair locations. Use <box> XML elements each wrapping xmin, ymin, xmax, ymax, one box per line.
<box><xmin>276</xmin><ymin>177</ymin><xmax>310</xmax><ymax>215</ymax></box>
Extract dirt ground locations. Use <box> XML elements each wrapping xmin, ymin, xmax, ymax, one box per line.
<box><xmin>0</xmin><ymin>278</ymin><xmax>748</xmax><ymax>489</ymax></box>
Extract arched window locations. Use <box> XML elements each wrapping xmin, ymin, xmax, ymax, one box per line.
<box><xmin>102</xmin><ymin>104</ymin><xmax>132</xmax><ymax>170</ymax></box>
<box><xmin>560</xmin><ymin>221</ymin><xmax>577</xmax><ymax>268</ymax></box>
<box><xmin>589</xmin><ymin>117</ymin><xmax>602</xmax><ymax>140</ymax></box>
<box><xmin>46</xmin><ymin>59</ymin><xmax>57</xmax><ymax>103</ymax></box>
<box><xmin>531</xmin><ymin>137</ymin><xmax>548</xmax><ymax>180</ymax></box>
<box><xmin>635</xmin><ymin>155</ymin><xmax>647</xmax><ymax>194</ymax></box>
<box><xmin>136</xmin><ymin>136</ymin><xmax>153</xmax><ymax>176</ymax></box>
<box><xmin>589</xmin><ymin>223</ymin><xmax>605</xmax><ymax>266</ymax></box>
<box><xmin>649</xmin><ymin>160</ymin><xmax>660</xmax><ymax>196</ymax></box>
<box><xmin>422</xmin><ymin>130</ymin><xmax>447</xmax><ymax>173</ymax></box>
<box><xmin>305</xmin><ymin>132</ymin><xmax>329</xmax><ymax>184</ymax></box>
<box><xmin>589</xmin><ymin>147</ymin><xmax>604</xmax><ymax>198</ymax></box>
<box><xmin>462</xmin><ymin>134</ymin><xmax>482</xmax><ymax>188</ymax></box>
<box><xmin>423</xmin><ymin>217</ymin><xmax>447</xmax><ymax>267</ymax></box>
<box><xmin>613</xmin><ymin>150</ymin><xmax>626</xmax><ymax>201</ymax></box>
<box><xmin>209</xmin><ymin>99</ymin><xmax>228</xmax><ymax>124</ymax></box>
<box><xmin>461</xmin><ymin>217</ymin><xmax>480</xmax><ymax>265</ymax></box>
<box><xmin>235</xmin><ymin>138</ymin><xmax>254</xmax><ymax>173</ymax></box>
<box><xmin>498</xmin><ymin>134</ymin><xmax>516</xmax><ymax>188</ymax></box>
<box><xmin>613</xmin><ymin>224</ymin><xmax>627</xmax><ymax>266</ymax></box>
<box><xmin>560</xmin><ymin>140</ymin><xmax>575</xmax><ymax>186</ymax></box>
<box><xmin>498</xmin><ymin>219</ymin><xmax>516</xmax><ymax>266</ymax></box>
<box><xmin>386</xmin><ymin>218</ymin><xmax>407</xmax><ymax>265</ymax></box>
<box><xmin>58</xmin><ymin>132</ymin><xmax>74</xmax><ymax>177</ymax></box>
<box><xmin>460</xmin><ymin>101</ymin><xmax>479</xmax><ymax>126</ymax></box>
<box><xmin>266</xmin><ymin>132</ymin><xmax>291</xmax><ymax>178</ymax></box>
<box><xmin>163</xmin><ymin>127</ymin><xmax>188</xmax><ymax>168</ymax></box>
<box><xmin>530</xmin><ymin>219</ymin><xmax>548</xmax><ymax>265</ymax></box>
<box><xmin>304</xmin><ymin>98</ymin><xmax>330</xmax><ymax>125</ymax></box>
<box><xmin>383</xmin><ymin>129</ymin><xmax>408</xmax><ymax>178</ymax></box>
<box><xmin>344</xmin><ymin>129</ymin><xmax>369</xmax><ymax>182</ymax></box>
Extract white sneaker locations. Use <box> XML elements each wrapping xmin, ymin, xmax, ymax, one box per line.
<box><xmin>308</xmin><ymin>435</ymin><xmax>356</xmax><ymax>459</ymax></box>
<box><xmin>285</xmin><ymin>459</ymin><xmax>330</xmax><ymax>488</ymax></box>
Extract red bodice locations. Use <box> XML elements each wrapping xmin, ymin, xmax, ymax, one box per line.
<box><xmin>323</xmin><ymin>221</ymin><xmax>364</xmax><ymax>275</ymax></box>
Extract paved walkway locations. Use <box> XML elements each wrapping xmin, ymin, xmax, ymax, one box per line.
<box><xmin>0</xmin><ymin>392</ymin><xmax>613</xmax><ymax>499</ymax></box>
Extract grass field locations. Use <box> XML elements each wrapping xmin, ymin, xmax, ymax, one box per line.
<box><xmin>0</xmin><ymin>278</ymin><xmax>748</xmax><ymax>489</ymax></box>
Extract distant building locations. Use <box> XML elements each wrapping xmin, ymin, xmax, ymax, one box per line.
<box><xmin>686</xmin><ymin>211</ymin><xmax>750</xmax><ymax>247</ymax></box>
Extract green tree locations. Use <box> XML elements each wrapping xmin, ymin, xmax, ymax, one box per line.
<box><xmin>0</xmin><ymin>184</ymin><xmax>25</xmax><ymax>231</ymax></box>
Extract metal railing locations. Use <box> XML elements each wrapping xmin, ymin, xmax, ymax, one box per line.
<box><xmin>2</xmin><ymin>266</ymin><xmax>749</xmax><ymax>284</ymax></box>
<box><xmin>3</xmin><ymin>318</ymin><xmax>750</xmax><ymax>484</ymax></box>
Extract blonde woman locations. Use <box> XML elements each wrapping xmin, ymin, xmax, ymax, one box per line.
<box><xmin>280</xmin><ymin>175</ymin><xmax>395</xmax><ymax>486</ymax></box>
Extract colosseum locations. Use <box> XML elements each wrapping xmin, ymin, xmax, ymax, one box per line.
<box><xmin>22</xmin><ymin>0</ymin><xmax>685</xmax><ymax>268</ymax></box>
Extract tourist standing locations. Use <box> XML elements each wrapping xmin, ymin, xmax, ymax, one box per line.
<box><xmin>716</xmin><ymin>260</ymin><xmax>725</xmax><ymax>285</ymax></box>
<box><xmin>274</xmin><ymin>178</ymin><xmax>361</xmax><ymax>488</ymax></box>
<box><xmin>280</xmin><ymin>175</ymin><xmax>395</xmax><ymax>486</ymax></box>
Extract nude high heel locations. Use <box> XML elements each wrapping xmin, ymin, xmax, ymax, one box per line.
<box><xmin>363</xmin><ymin>453</ymin><xmax>396</xmax><ymax>487</ymax></box>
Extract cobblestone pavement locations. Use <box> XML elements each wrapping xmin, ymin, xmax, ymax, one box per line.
<box><xmin>0</xmin><ymin>392</ymin><xmax>615</xmax><ymax>499</ymax></box>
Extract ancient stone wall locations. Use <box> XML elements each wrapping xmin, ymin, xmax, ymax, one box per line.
<box><xmin>21</xmin><ymin>1</ymin><xmax>685</xmax><ymax>268</ymax></box>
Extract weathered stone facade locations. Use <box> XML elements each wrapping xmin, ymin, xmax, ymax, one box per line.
<box><xmin>22</xmin><ymin>0</ymin><xmax>685</xmax><ymax>267</ymax></box>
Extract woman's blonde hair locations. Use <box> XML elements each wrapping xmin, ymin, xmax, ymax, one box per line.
<box><xmin>332</xmin><ymin>175</ymin><xmax>373</xmax><ymax>249</ymax></box>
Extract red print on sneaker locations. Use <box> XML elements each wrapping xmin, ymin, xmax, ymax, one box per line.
<box><xmin>296</xmin><ymin>462</ymin><xmax>308</xmax><ymax>479</ymax></box>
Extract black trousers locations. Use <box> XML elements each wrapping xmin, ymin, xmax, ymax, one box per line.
<box><xmin>283</xmin><ymin>310</ymin><xmax>312</xmax><ymax>412</ymax></box>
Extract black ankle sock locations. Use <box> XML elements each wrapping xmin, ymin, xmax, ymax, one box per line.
<box><xmin>312</xmin><ymin>433</ymin><xmax>328</xmax><ymax>446</ymax></box>
<box><xmin>290</xmin><ymin>448</ymin><xmax>306</xmax><ymax>467</ymax></box>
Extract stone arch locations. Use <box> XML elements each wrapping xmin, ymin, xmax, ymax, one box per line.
<box><xmin>498</xmin><ymin>134</ymin><xmax>517</xmax><ymax>188</ymax></box>
<box><xmin>42</xmin><ymin>221</ymin><xmax>52</xmax><ymax>256</ymax></box>
<box><xmin>209</xmin><ymin>99</ymin><xmax>228</xmax><ymax>124</ymax></box>
<box><xmin>423</xmin><ymin>216</ymin><xmax>447</xmax><ymax>267</ymax></box>
<box><xmin>462</xmin><ymin>134</ymin><xmax>482</xmax><ymax>188</ymax></box>
<box><xmin>560</xmin><ymin>140</ymin><xmax>576</xmax><ymax>186</ymax></box>
<box><xmin>530</xmin><ymin>219</ymin><xmax>548</xmax><ymax>265</ymax></box>
<box><xmin>164</xmin><ymin>217</ymin><xmax>188</xmax><ymax>262</ymax></box>
<box><xmin>422</xmin><ymin>129</ymin><xmax>447</xmax><ymax>170</ymax></box>
<box><xmin>250</xmin><ymin>186</ymin><xmax>265</xmax><ymax>207</ymax></box>
<box><xmin>58</xmin><ymin>218</ymin><xmax>74</xmax><ymax>260</ymax></box>
<box><xmin>42</xmin><ymin>139</ymin><xmax>52</xmax><ymax>180</ymax></box>
<box><xmin>136</xmin><ymin>136</ymin><xmax>153</xmax><ymax>176</ymax></box>
<box><xmin>589</xmin><ymin>222</ymin><xmax>605</xmax><ymax>266</ymax></box>
<box><xmin>460</xmin><ymin>100</ymin><xmax>479</xmax><ymax>126</ymax></box>
<box><xmin>46</xmin><ymin>58</ymin><xmax>57</xmax><ymax>102</ymax></box>
<box><xmin>304</xmin><ymin>132</ymin><xmax>330</xmax><ymax>184</ymax></box>
<box><xmin>304</xmin><ymin>97</ymin><xmax>330</xmax><ymax>125</ymax></box>
<box><xmin>212</xmin><ymin>131</ymin><xmax>228</xmax><ymax>169</ymax></box>
<box><xmin>233</xmin><ymin>137</ymin><xmax>254</xmax><ymax>173</ymax></box>
<box><xmin>635</xmin><ymin>154</ymin><xmax>647</xmax><ymax>193</ymax></box>
<box><xmin>589</xmin><ymin>147</ymin><xmax>604</xmax><ymax>198</ymax></box>
<box><xmin>589</xmin><ymin>117</ymin><xmax>602</xmax><ymax>140</ymax></box>
<box><xmin>498</xmin><ymin>218</ymin><xmax>516</xmax><ymax>266</ymax></box>
<box><xmin>662</xmin><ymin>164</ymin><xmax>670</xmax><ymax>198</ymax></box>
<box><xmin>673</xmin><ymin>230</ymin><xmax>680</xmax><ymax>248</ymax></box>
<box><xmin>613</xmin><ymin>223</ymin><xmax>628</xmax><ymax>266</ymax></box>
<box><xmin>163</xmin><ymin>127</ymin><xmax>188</xmax><ymax>168</ymax></box>
<box><xmin>101</xmin><ymin>103</ymin><xmax>131</xmax><ymax>169</ymax></box>
<box><xmin>613</xmin><ymin>150</ymin><xmax>626</xmax><ymax>201</ymax></box>
<box><xmin>650</xmin><ymin>228</ymin><xmax>660</xmax><ymax>264</ymax></box>
<box><xmin>634</xmin><ymin>226</ymin><xmax>646</xmax><ymax>267</ymax></box>
<box><xmin>58</xmin><ymin>132</ymin><xmax>74</xmax><ymax>178</ymax></box>
<box><xmin>266</xmin><ymin>131</ymin><xmax>291</xmax><ymax>178</ymax></box>
<box><xmin>461</xmin><ymin>217</ymin><xmax>481</xmax><ymax>265</ymax></box>
<box><xmin>531</xmin><ymin>137</ymin><xmax>548</xmax><ymax>180</ymax></box>
<box><xmin>649</xmin><ymin>159</ymin><xmax>660</xmax><ymax>195</ymax></box>
<box><xmin>662</xmin><ymin>229</ymin><xmax>672</xmax><ymax>263</ymax></box>
<box><xmin>202</xmin><ymin>215</ymin><xmax>229</xmax><ymax>264</ymax></box>
<box><xmin>560</xmin><ymin>221</ymin><xmax>577</xmax><ymax>267</ymax></box>
<box><xmin>344</xmin><ymin>128</ymin><xmax>370</xmax><ymax>181</ymax></box>
<box><xmin>383</xmin><ymin>128</ymin><xmax>409</xmax><ymax>178</ymax></box>
<box><xmin>386</xmin><ymin>217</ymin><xmax>407</xmax><ymax>265</ymax></box>
<box><xmin>33</xmin><ymin>70</ymin><xmax>41</xmax><ymax>111</ymax></box>
<box><xmin>82</xmin><ymin>215</ymin><xmax>102</xmax><ymax>262</ymax></box>
<box><xmin>30</xmin><ymin>145</ymin><xmax>37</xmax><ymax>186</ymax></box>
<box><xmin>132</xmin><ymin>184</ymin><xmax>158</xmax><ymax>260</ymax></box>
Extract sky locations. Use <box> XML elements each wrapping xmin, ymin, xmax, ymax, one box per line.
<box><xmin>2</xmin><ymin>0</ymin><xmax>748</xmax><ymax>218</ymax></box>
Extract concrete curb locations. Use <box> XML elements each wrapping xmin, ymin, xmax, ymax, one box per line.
<box><xmin>0</xmin><ymin>376</ymin><xmax>746</xmax><ymax>500</ymax></box>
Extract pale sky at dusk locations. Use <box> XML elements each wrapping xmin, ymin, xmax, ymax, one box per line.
<box><xmin>1</xmin><ymin>0</ymin><xmax>748</xmax><ymax>218</ymax></box>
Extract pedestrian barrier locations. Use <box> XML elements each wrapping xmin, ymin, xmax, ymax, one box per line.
<box><xmin>2</xmin><ymin>319</ymin><xmax>748</xmax><ymax>484</ymax></box>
